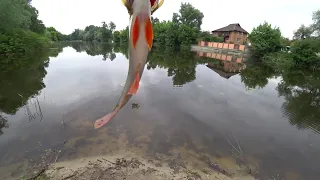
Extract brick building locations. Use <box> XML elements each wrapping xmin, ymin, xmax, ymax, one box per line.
<box><xmin>212</xmin><ymin>23</ymin><xmax>248</xmax><ymax>45</ymax></box>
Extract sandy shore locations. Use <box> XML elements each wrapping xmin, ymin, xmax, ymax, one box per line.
<box><xmin>34</xmin><ymin>151</ymin><xmax>255</xmax><ymax>180</ymax></box>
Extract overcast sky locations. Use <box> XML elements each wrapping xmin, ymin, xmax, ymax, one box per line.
<box><xmin>32</xmin><ymin>0</ymin><xmax>319</xmax><ymax>38</ymax></box>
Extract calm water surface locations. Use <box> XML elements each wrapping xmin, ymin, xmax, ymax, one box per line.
<box><xmin>0</xmin><ymin>43</ymin><xmax>319</xmax><ymax>180</ymax></box>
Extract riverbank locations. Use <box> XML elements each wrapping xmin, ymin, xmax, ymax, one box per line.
<box><xmin>24</xmin><ymin>151</ymin><xmax>255</xmax><ymax>180</ymax></box>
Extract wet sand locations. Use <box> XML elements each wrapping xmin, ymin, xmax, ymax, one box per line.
<box><xmin>41</xmin><ymin>151</ymin><xmax>255</xmax><ymax>180</ymax></box>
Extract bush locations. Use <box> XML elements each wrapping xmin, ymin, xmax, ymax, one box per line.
<box><xmin>291</xmin><ymin>39</ymin><xmax>320</xmax><ymax>68</ymax></box>
<box><xmin>198</xmin><ymin>31</ymin><xmax>224</xmax><ymax>42</ymax></box>
<box><xmin>0</xmin><ymin>30</ymin><xmax>50</xmax><ymax>55</ymax></box>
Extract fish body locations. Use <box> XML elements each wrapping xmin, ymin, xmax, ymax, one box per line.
<box><xmin>94</xmin><ymin>0</ymin><xmax>163</xmax><ymax>129</ymax></box>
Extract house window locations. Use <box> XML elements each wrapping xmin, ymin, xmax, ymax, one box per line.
<box><xmin>237</xmin><ymin>38</ymin><xmax>241</xmax><ymax>42</ymax></box>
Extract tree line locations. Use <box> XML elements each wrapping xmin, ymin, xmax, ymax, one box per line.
<box><xmin>0</xmin><ymin>0</ymin><xmax>66</xmax><ymax>55</ymax></box>
<box><xmin>1</xmin><ymin>0</ymin><xmax>319</xmax><ymax>68</ymax></box>
<box><xmin>67</xmin><ymin>22</ymin><xmax>116</xmax><ymax>43</ymax></box>
<box><xmin>248</xmin><ymin>9</ymin><xmax>320</xmax><ymax>69</ymax></box>
<box><xmin>66</xmin><ymin>3</ymin><xmax>222</xmax><ymax>51</ymax></box>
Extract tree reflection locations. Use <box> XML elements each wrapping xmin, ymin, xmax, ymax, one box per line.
<box><xmin>240</xmin><ymin>63</ymin><xmax>277</xmax><ymax>89</ymax></box>
<box><xmin>147</xmin><ymin>50</ymin><xmax>197</xmax><ymax>86</ymax></box>
<box><xmin>240</xmin><ymin>55</ymin><xmax>320</xmax><ymax>133</ymax></box>
<box><xmin>0</xmin><ymin>114</ymin><xmax>9</xmax><ymax>135</ymax></box>
<box><xmin>0</xmin><ymin>48</ymin><xmax>63</xmax><ymax>115</ymax></box>
<box><xmin>67</xmin><ymin>42</ymin><xmax>116</xmax><ymax>61</ymax></box>
<box><xmin>0</xmin><ymin>47</ymin><xmax>63</xmax><ymax>135</ymax></box>
<box><xmin>277</xmin><ymin>70</ymin><xmax>320</xmax><ymax>133</ymax></box>
<box><xmin>113</xmin><ymin>43</ymin><xmax>129</xmax><ymax>59</ymax></box>
<box><xmin>75</xmin><ymin>42</ymin><xmax>199</xmax><ymax>86</ymax></box>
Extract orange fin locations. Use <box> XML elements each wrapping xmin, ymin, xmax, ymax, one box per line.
<box><xmin>94</xmin><ymin>109</ymin><xmax>119</xmax><ymax>129</ymax></box>
<box><xmin>145</xmin><ymin>16</ymin><xmax>154</xmax><ymax>50</ymax></box>
<box><xmin>132</xmin><ymin>16</ymin><xmax>140</xmax><ymax>48</ymax></box>
<box><xmin>128</xmin><ymin>70</ymin><xmax>141</xmax><ymax>95</ymax></box>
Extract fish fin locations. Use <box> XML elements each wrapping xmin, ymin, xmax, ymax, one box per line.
<box><xmin>127</xmin><ymin>70</ymin><xmax>141</xmax><ymax>95</ymax></box>
<box><xmin>121</xmin><ymin>0</ymin><xmax>133</xmax><ymax>15</ymax></box>
<box><xmin>145</xmin><ymin>16</ymin><xmax>154</xmax><ymax>51</ymax></box>
<box><xmin>94</xmin><ymin>108</ymin><xmax>119</xmax><ymax>129</ymax></box>
<box><xmin>132</xmin><ymin>16</ymin><xmax>140</xmax><ymax>48</ymax></box>
<box><xmin>151</xmin><ymin>0</ymin><xmax>164</xmax><ymax>14</ymax></box>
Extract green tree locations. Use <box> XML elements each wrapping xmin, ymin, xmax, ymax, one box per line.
<box><xmin>280</xmin><ymin>36</ymin><xmax>291</xmax><ymax>47</ymax></box>
<box><xmin>178</xmin><ymin>3</ymin><xmax>204</xmax><ymax>31</ymax></box>
<box><xmin>164</xmin><ymin>22</ymin><xmax>180</xmax><ymax>50</ymax></box>
<box><xmin>0</xmin><ymin>30</ymin><xmax>50</xmax><ymax>54</ymax></box>
<box><xmin>117</xmin><ymin>3</ymin><xmax>204</xmax><ymax>50</ymax></box>
<box><xmin>0</xmin><ymin>0</ymin><xmax>56</xmax><ymax>54</ymax></box>
<box><xmin>293</xmin><ymin>24</ymin><xmax>313</xmax><ymax>39</ymax></box>
<box><xmin>198</xmin><ymin>31</ymin><xmax>224</xmax><ymax>42</ymax></box>
<box><xmin>45</xmin><ymin>27</ymin><xmax>63</xmax><ymax>41</ymax></box>
<box><xmin>67</xmin><ymin>22</ymin><xmax>115</xmax><ymax>43</ymax></box>
<box><xmin>311</xmin><ymin>9</ymin><xmax>320</xmax><ymax>37</ymax></box>
<box><xmin>291</xmin><ymin>39</ymin><xmax>320</xmax><ymax>68</ymax></box>
<box><xmin>113</xmin><ymin>30</ymin><xmax>121</xmax><ymax>43</ymax></box>
<box><xmin>27</xmin><ymin>6</ymin><xmax>46</xmax><ymax>34</ymax></box>
<box><xmin>0</xmin><ymin>0</ymin><xmax>32</xmax><ymax>31</ymax></box>
<box><xmin>69</xmin><ymin>29</ymin><xmax>82</xmax><ymax>40</ymax></box>
<box><xmin>178</xmin><ymin>24</ymin><xmax>198</xmax><ymax>49</ymax></box>
<box><xmin>153</xmin><ymin>20</ymin><xmax>172</xmax><ymax>48</ymax></box>
<box><xmin>119</xmin><ymin>26</ymin><xmax>129</xmax><ymax>43</ymax></box>
<box><xmin>109</xmin><ymin>21</ymin><xmax>116</xmax><ymax>32</ymax></box>
<box><xmin>248</xmin><ymin>22</ymin><xmax>282</xmax><ymax>57</ymax></box>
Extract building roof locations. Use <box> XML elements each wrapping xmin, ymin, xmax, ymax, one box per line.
<box><xmin>212</xmin><ymin>23</ymin><xmax>248</xmax><ymax>34</ymax></box>
<box><xmin>206</xmin><ymin>65</ymin><xmax>238</xmax><ymax>79</ymax></box>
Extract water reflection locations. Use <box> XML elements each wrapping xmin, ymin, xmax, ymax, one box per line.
<box><xmin>206</xmin><ymin>61</ymin><xmax>246</xmax><ymax>79</ymax></box>
<box><xmin>240</xmin><ymin>64</ymin><xmax>276</xmax><ymax>89</ymax></box>
<box><xmin>67</xmin><ymin>42</ymin><xmax>199</xmax><ymax>86</ymax></box>
<box><xmin>196</xmin><ymin>50</ymin><xmax>246</xmax><ymax>79</ymax></box>
<box><xmin>0</xmin><ymin>114</ymin><xmax>8</xmax><ymax>135</ymax></box>
<box><xmin>65</xmin><ymin>43</ymin><xmax>320</xmax><ymax>135</ymax></box>
<box><xmin>147</xmin><ymin>50</ymin><xmax>198</xmax><ymax>86</ymax></box>
<box><xmin>0</xmin><ymin>47</ymin><xmax>63</xmax><ymax>135</ymax></box>
<box><xmin>1</xmin><ymin>43</ymin><xmax>320</xmax><ymax>180</ymax></box>
<box><xmin>67</xmin><ymin>42</ymin><xmax>116</xmax><ymax>61</ymax></box>
<box><xmin>278</xmin><ymin>70</ymin><xmax>320</xmax><ymax>133</ymax></box>
<box><xmin>236</xmin><ymin>56</ymin><xmax>320</xmax><ymax>134</ymax></box>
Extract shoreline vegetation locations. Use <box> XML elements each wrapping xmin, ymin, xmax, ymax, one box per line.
<box><xmin>1</xmin><ymin>1</ymin><xmax>319</xmax><ymax>69</ymax></box>
<box><xmin>1</xmin><ymin>1</ymin><xmax>320</xmax><ymax>180</ymax></box>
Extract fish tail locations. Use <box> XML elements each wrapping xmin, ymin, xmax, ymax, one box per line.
<box><xmin>94</xmin><ymin>108</ymin><xmax>120</xmax><ymax>129</ymax></box>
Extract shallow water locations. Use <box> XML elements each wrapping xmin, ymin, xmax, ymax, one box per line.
<box><xmin>0</xmin><ymin>42</ymin><xmax>319</xmax><ymax>180</ymax></box>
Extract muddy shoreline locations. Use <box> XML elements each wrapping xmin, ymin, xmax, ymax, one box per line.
<box><xmin>20</xmin><ymin>151</ymin><xmax>255</xmax><ymax>180</ymax></box>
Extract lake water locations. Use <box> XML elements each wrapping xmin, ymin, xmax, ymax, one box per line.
<box><xmin>0</xmin><ymin>42</ymin><xmax>319</xmax><ymax>180</ymax></box>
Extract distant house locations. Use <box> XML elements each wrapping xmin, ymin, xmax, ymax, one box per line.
<box><xmin>212</xmin><ymin>23</ymin><xmax>248</xmax><ymax>45</ymax></box>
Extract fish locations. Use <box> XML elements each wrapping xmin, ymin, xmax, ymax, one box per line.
<box><xmin>94</xmin><ymin>0</ymin><xmax>164</xmax><ymax>129</ymax></box>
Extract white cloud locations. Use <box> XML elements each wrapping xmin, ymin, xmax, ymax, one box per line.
<box><xmin>32</xmin><ymin>0</ymin><xmax>319</xmax><ymax>38</ymax></box>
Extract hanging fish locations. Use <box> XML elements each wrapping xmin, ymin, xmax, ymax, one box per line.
<box><xmin>94</xmin><ymin>0</ymin><xmax>164</xmax><ymax>129</ymax></box>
